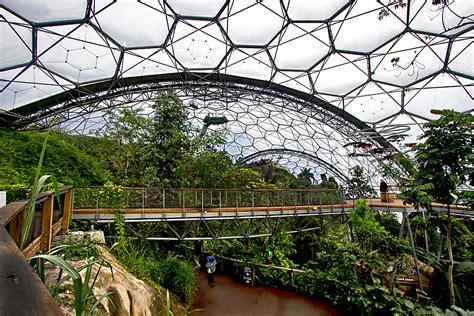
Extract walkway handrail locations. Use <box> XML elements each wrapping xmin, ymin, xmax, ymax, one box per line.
<box><xmin>74</xmin><ymin>187</ymin><xmax>349</xmax><ymax>215</ymax></box>
<box><xmin>0</xmin><ymin>186</ymin><xmax>74</xmax><ymax>315</ymax></box>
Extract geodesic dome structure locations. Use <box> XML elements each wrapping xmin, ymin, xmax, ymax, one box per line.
<box><xmin>0</xmin><ymin>0</ymin><xmax>472</xmax><ymax>185</ymax></box>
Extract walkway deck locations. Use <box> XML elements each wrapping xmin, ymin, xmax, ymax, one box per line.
<box><xmin>72</xmin><ymin>199</ymin><xmax>473</xmax><ymax>222</ymax></box>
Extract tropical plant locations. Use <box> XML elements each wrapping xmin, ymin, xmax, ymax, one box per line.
<box><xmin>347</xmin><ymin>165</ymin><xmax>375</xmax><ymax>198</ymax></box>
<box><xmin>297</xmin><ymin>167</ymin><xmax>315</xmax><ymax>187</ymax></box>
<box><xmin>402</xmin><ymin>109</ymin><xmax>473</xmax><ymax>306</ymax></box>
<box><xmin>19</xmin><ymin>131</ymin><xmax>61</xmax><ymax>250</ymax></box>
<box><xmin>98</xmin><ymin>107</ymin><xmax>147</xmax><ymax>184</ymax></box>
<box><xmin>141</xmin><ymin>95</ymin><xmax>192</xmax><ymax>187</ymax></box>
<box><xmin>33</xmin><ymin>244</ymin><xmax>114</xmax><ymax>316</ymax></box>
<box><xmin>159</xmin><ymin>255</ymin><xmax>197</xmax><ymax>306</ymax></box>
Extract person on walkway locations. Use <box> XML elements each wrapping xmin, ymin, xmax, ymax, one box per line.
<box><xmin>206</xmin><ymin>250</ymin><xmax>217</xmax><ymax>286</ymax></box>
<box><xmin>380</xmin><ymin>179</ymin><xmax>388</xmax><ymax>201</ymax></box>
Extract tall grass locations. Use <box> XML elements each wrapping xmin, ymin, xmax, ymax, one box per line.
<box><xmin>20</xmin><ymin>132</ymin><xmax>60</xmax><ymax>250</ymax></box>
<box><xmin>160</xmin><ymin>255</ymin><xmax>197</xmax><ymax>305</ymax></box>
<box><xmin>33</xmin><ymin>244</ymin><xmax>114</xmax><ymax>316</ymax></box>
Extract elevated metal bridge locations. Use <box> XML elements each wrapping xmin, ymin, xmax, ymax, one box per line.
<box><xmin>72</xmin><ymin>187</ymin><xmax>473</xmax><ymax>241</ymax></box>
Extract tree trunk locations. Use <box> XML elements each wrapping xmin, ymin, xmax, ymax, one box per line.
<box><xmin>447</xmin><ymin>204</ymin><xmax>455</xmax><ymax>306</ymax></box>
<box><xmin>125</xmin><ymin>146</ymin><xmax>130</xmax><ymax>177</ymax></box>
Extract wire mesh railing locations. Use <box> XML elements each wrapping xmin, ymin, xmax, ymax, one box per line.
<box><xmin>74</xmin><ymin>187</ymin><xmax>350</xmax><ymax>214</ymax></box>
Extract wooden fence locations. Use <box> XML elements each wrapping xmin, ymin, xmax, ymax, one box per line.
<box><xmin>0</xmin><ymin>186</ymin><xmax>73</xmax><ymax>315</ymax></box>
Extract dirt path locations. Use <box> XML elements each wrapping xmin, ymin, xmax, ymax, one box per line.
<box><xmin>192</xmin><ymin>272</ymin><xmax>342</xmax><ymax>316</ymax></box>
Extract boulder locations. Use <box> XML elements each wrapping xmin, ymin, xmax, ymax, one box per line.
<box><xmin>81</xmin><ymin>247</ymin><xmax>176</xmax><ymax>316</ymax></box>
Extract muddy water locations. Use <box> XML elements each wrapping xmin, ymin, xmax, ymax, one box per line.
<box><xmin>192</xmin><ymin>272</ymin><xmax>342</xmax><ymax>316</ymax></box>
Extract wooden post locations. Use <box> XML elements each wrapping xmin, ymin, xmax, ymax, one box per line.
<box><xmin>61</xmin><ymin>190</ymin><xmax>73</xmax><ymax>233</ymax></box>
<box><xmin>8</xmin><ymin>210</ymin><xmax>23</xmax><ymax>247</ymax></box>
<box><xmin>40</xmin><ymin>194</ymin><xmax>54</xmax><ymax>253</ymax></box>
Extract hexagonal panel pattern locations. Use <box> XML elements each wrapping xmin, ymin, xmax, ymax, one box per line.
<box><xmin>165</xmin><ymin>0</ymin><xmax>227</xmax><ymax>18</ymax></box>
<box><xmin>1</xmin><ymin>0</ymin><xmax>87</xmax><ymax>24</ymax></box>
<box><xmin>220</xmin><ymin>0</ymin><xmax>285</xmax><ymax>46</ymax></box>
<box><xmin>0</xmin><ymin>0</ymin><xmax>472</xmax><ymax>185</ymax></box>
<box><xmin>0</xmin><ymin>10</ymin><xmax>32</xmax><ymax>70</ymax></box>
<box><xmin>92</xmin><ymin>1</ymin><xmax>172</xmax><ymax>48</ymax></box>
<box><xmin>170</xmin><ymin>20</ymin><xmax>227</xmax><ymax>69</ymax></box>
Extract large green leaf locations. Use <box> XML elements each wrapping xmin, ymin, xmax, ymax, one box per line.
<box><xmin>33</xmin><ymin>254</ymin><xmax>83</xmax><ymax>316</ymax></box>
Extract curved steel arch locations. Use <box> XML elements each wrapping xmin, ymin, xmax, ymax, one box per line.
<box><xmin>0</xmin><ymin>72</ymin><xmax>394</xmax><ymax>150</ymax></box>
<box><xmin>238</xmin><ymin>148</ymin><xmax>350</xmax><ymax>185</ymax></box>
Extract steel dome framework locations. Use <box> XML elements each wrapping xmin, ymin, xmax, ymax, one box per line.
<box><xmin>0</xmin><ymin>0</ymin><xmax>472</xmax><ymax>184</ymax></box>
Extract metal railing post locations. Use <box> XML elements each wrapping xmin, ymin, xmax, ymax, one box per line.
<box><xmin>182</xmin><ymin>190</ymin><xmax>186</xmax><ymax>218</ymax></box>
<box><xmin>95</xmin><ymin>188</ymin><xmax>99</xmax><ymax>220</ymax></box>
<box><xmin>219</xmin><ymin>191</ymin><xmax>222</xmax><ymax>217</ymax></box>
<box><xmin>281</xmin><ymin>191</ymin><xmax>283</xmax><ymax>215</ymax></box>
<box><xmin>319</xmin><ymin>191</ymin><xmax>322</xmax><ymax>214</ymax></box>
<box><xmin>126</xmin><ymin>188</ymin><xmax>129</xmax><ymax>208</ymax></box>
<box><xmin>266</xmin><ymin>191</ymin><xmax>270</xmax><ymax>215</ymax></box>
<box><xmin>252</xmin><ymin>190</ymin><xmax>255</xmax><ymax>215</ymax></box>
<box><xmin>162</xmin><ymin>189</ymin><xmax>166</xmax><ymax>209</ymax></box>
<box><xmin>331</xmin><ymin>190</ymin><xmax>334</xmax><ymax>212</ymax></box>
<box><xmin>294</xmin><ymin>191</ymin><xmax>297</xmax><ymax>215</ymax></box>
<box><xmin>142</xmin><ymin>189</ymin><xmax>145</xmax><ymax>219</ymax></box>
<box><xmin>236</xmin><ymin>191</ymin><xmax>239</xmax><ymax>216</ymax></box>
<box><xmin>306</xmin><ymin>192</ymin><xmax>311</xmax><ymax>213</ymax></box>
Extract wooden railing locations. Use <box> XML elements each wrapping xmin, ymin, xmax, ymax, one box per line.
<box><xmin>0</xmin><ymin>186</ymin><xmax>73</xmax><ymax>315</ymax></box>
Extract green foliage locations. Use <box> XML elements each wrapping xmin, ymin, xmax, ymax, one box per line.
<box><xmin>416</xmin><ymin>248</ymin><xmax>474</xmax><ymax>311</ymax></box>
<box><xmin>0</xmin><ymin>130</ymin><xmax>108</xmax><ymax>201</ymax></box>
<box><xmin>54</xmin><ymin>234</ymin><xmax>101</xmax><ymax>260</ymax></box>
<box><xmin>159</xmin><ymin>255</ymin><xmax>197</xmax><ymax>305</ymax></box>
<box><xmin>57</xmin><ymin>133</ymin><xmax>116</xmax><ymax>180</ymax></box>
<box><xmin>141</xmin><ymin>96</ymin><xmax>192</xmax><ymax>187</ymax></box>
<box><xmin>401</xmin><ymin>110</ymin><xmax>473</xmax><ymax>306</ymax></box>
<box><xmin>318</xmin><ymin>175</ymin><xmax>339</xmax><ymax>189</ymax></box>
<box><xmin>18</xmin><ymin>130</ymin><xmax>61</xmax><ymax>250</ymax></box>
<box><xmin>381</xmin><ymin>161</ymin><xmax>403</xmax><ymax>185</ymax></box>
<box><xmin>115</xmin><ymin>244</ymin><xmax>163</xmax><ymax>291</ymax></box>
<box><xmin>97</xmin><ymin>107</ymin><xmax>147</xmax><ymax>185</ymax></box>
<box><xmin>262</xmin><ymin>231</ymin><xmax>296</xmax><ymax>267</ymax></box>
<box><xmin>347</xmin><ymin>165</ymin><xmax>375</xmax><ymax>198</ymax></box>
<box><xmin>226</xmin><ymin>167</ymin><xmax>275</xmax><ymax>189</ymax></box>
<box><xmin>405</xmin><ymin>110</ymin><xmax>473</xmax><ymax>207</ymax></box>
<box><xmin>96</xmin><ymin>182</ymin><xmax>130</xmax><ymax>253</ymax></box>
<box><xmin>393</xmin><ymin>153</ymin><xmax>417</xmax><ymax>178</ymax></box>
<box><xmin>348</xmin><ymin>200</ymin><xmax>397</xmax><ymax>254</ymax></box>
<box><xmin>33</xmin><ymin>244</ymin><xmax>113</xmax><ymax>316</ymax></box>
<box><xmin>297</xmin><ymin>167</ymin><xmax>315</xmax><ymax>187</ymax></box>
<box><xmin>245</xmin><ymin>159</ymin><xmax>301</xmax><ymax>188</ymax></box>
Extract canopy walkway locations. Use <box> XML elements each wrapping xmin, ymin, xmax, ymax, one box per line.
<box><xmin>72</xmin><ymin>187</ymin><xmax>473</xmax><ymax>221</ymax></box>
<box><xmin>71</xmin><ymin>187</ymin><xmax>473</xmax><ymax>241</ymax></box>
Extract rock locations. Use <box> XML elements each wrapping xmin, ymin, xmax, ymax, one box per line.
<box><xmin>69</xmin><ymin>230</ymin><xmax>106</xmax><ymax>244</ymax></box>
<box><xmin>81</xmin><ymin>247</ymin><xmax>166</xmax><ymax>316</ymax></box>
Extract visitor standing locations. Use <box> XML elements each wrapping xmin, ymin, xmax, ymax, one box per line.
<box><xmin>206</xmin><ymin>251</ymin><xmax>217</xmax><ymax>286</ymax></box>
<box><xmin>380</xmin><ymin>179</ymin><xmax>388</xmax><ymax>201</ymax></box>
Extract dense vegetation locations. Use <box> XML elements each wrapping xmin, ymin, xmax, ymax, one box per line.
<box><xmin>0</xmin><ymin>130</ymin><xmax>109</xmax><ymax>201</ymax></box>
<box><xmin>2</xmin><ymin>97</ymin><xmax>472</xmax><ymax>314</ymax></box>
